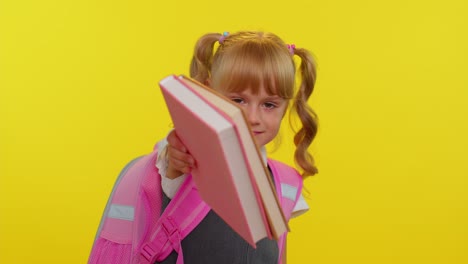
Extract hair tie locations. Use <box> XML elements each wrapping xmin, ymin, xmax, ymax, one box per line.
<box><xmin>219</xmin><ymin>31</ymin><xmax>229</xmax><ymax>44</ymax></box>
<box><xmin>287</xmin><ymin>44</ymin><xmax>296</xmax><ymax>55</ymax></box>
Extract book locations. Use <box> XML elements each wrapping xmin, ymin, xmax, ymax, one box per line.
<box><xmin>158</xmin><ymin>74</ymin><xmax>289</xmax><ymax>247</ymax></box>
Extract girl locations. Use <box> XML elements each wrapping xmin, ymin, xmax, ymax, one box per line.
<box><xmin>157</xmin><ymin>31</ymin><xmax>318</xmax><ymax>263</ymax></box>
<box><xmin>89</xmin><ymin>30</ymin><xmax>318</xmax><ymax>264</ymax></box>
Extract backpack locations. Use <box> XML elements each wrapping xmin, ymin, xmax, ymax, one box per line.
<box><xmin>88</xmin><ymin>145</ymin><xmax>303</xmax><ymax>264</ymax></box>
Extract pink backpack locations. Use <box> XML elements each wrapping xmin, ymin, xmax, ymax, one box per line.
<box><xmin>88</xmin><ymin>146</ymin><xmax>303</xmax><ymax>264</ymax></box>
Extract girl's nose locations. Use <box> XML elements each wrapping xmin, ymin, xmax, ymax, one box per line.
<box><xmin>246</xmin><ymin>107</ymin><xmax>260</xmax><ymax>125</ymax></box>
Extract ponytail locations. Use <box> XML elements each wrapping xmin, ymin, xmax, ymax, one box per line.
<box><xmin>291</xmin><ymin>47</ymin><xmax>319</xmax><ymax>178</ymax></box>
<box><xmin>189</xmin><ymin>33</ymin><xmax>222</xmax><ymax>84</ymax></box>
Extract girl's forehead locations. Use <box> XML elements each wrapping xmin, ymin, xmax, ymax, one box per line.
<box><xmin>211</xmin><ymin>42</ymin><xmax>295</xmax><ymax>99</ymax></box>
<box><xmin>225</xmin><ymin>90</ymin><xmax>286</xmax><ymax>103</ymax></box>
<box><xmin>224</xmin><ymin>85</ymin><xmax>277</xmax><ymax>96</ymax></box>
<box><xmin>218</xmin><ymin>78</ymin><xmax>285</xmax><ymax>97</ymax></box>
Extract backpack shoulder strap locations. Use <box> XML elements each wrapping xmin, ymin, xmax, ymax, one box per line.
<box><xmin>267</xmin><ymin>159</ymin><xmax>303</xmax><ymax>219</ymax></box>
<box><xmin>138</xmin><ymin>174</ymin><xmax>210</xmax><ymax>264</ymax></box>
<box><xmin>267</xmin><ymin>159</ymin><xmax>304</xmax><ymax>264</ymax></box>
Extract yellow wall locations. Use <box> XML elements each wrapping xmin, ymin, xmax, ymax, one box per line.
<box><xmin>1</xmin><ymin>0</ymin><xmax>467</xmax><ymax>263</ymax></box>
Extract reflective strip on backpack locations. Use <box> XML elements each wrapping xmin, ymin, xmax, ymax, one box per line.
<box><xmin>281</xmin><ymin>183</ymin><xmax>298</xmax><ymax>202</ymax></box>
<box><xmin>108</xmin><ymin>204</ymin><xmax>135</xmax><ymax>221</ymax></box>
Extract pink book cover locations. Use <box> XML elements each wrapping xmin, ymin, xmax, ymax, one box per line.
<box><xmin>179</xmin><ymin>76</ymin><xmax>288</xmax><ymax>240</ymax></box>
<box><xmin>159</xmin><ymin>75</ymin><xmax>268</xmax><ymax>247</ymax></box>
<box><xmin>178</xmin><ymin>76</ymin><xmax>272</xmax><ymax>237</ymax></box>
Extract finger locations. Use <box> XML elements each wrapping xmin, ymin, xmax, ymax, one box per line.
<box><xmin>167</xmin><ymin>145</ymin><xmax>195</xmax><ymax>167</ymax></box>
<box><xmin>168</xmin><ymin>156</ymin><xmax>192</xmax><ymax>174</ymax></box>
<box><xmin>167</xmin><ymin>130</ymin><xmax>187</xmax><ymax>153</ymax></box>
<box><xmin>166</xmin><ymin>161</ymin><xmax>190</xmax><ymax>179</ymax></box>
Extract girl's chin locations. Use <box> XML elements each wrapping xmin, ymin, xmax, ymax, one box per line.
<box><xmin>252</xmin><ymin>136</ymin><xmax>268</xmax><ymax>148</ymax></box>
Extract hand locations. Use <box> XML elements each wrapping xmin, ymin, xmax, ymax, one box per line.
<box><xmin>166</xmin><ymin>130</ymin><xmax>196</xmax><ymax>179</ymax></box>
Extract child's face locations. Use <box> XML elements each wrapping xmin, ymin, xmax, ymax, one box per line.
<box><xmin>223</xmin><ymin>86</ymin><xmax>288</xmax><ymax>147</ymax></box>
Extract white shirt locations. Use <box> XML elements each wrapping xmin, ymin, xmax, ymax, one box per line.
<box><xmin>155</xmin><ymin>138</ymin><xmax>309</xmax><ymax>218</ymax></box>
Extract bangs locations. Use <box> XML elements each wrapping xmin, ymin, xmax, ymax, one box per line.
<box><xmin>211</xmin><ymin>41</ymin><xmax>295</xmax><ymax>99</ymax></box>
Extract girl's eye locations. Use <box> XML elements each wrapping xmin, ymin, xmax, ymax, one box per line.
<box><xmin>231</xmin><ymin>98</ymin><xmax>244</xmax><ymax>104</ymax></box>
<box><xmin>263</xmin><ymin>102</ymin><xmax>277</xmax><ymax>109</ymax></box>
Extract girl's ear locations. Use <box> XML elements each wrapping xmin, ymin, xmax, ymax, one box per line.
<box><xmin>204</xmin><ymin>78</ymin><xmax>211</xmax><ymax>87</ymax></box>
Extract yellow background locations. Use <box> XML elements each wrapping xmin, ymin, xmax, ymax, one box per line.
<box><xmin>1</xmin><ymin>0</ymin><xmax>467</xmax><ymax>263</ymax></box>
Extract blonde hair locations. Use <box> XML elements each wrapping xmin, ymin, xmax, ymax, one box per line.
<box><xmin>190</xmin><ymin>31</ymin><xmax>319</xmax><ymax>178</ymax></box>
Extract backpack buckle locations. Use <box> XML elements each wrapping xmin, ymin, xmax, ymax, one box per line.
<box><xmin>140</xmin><ymin>216</ymin><xmax>181</xmax><ymax>263</ymax></box>
<box><xmin>141</xmin><ymin>244</ymin><xmax>157</xmax><ymax>262</ymax></box>
<box><xmin>162</xmin><ymin>216</ymin><xmax>181</xmax><ymax>250</ymax></box>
